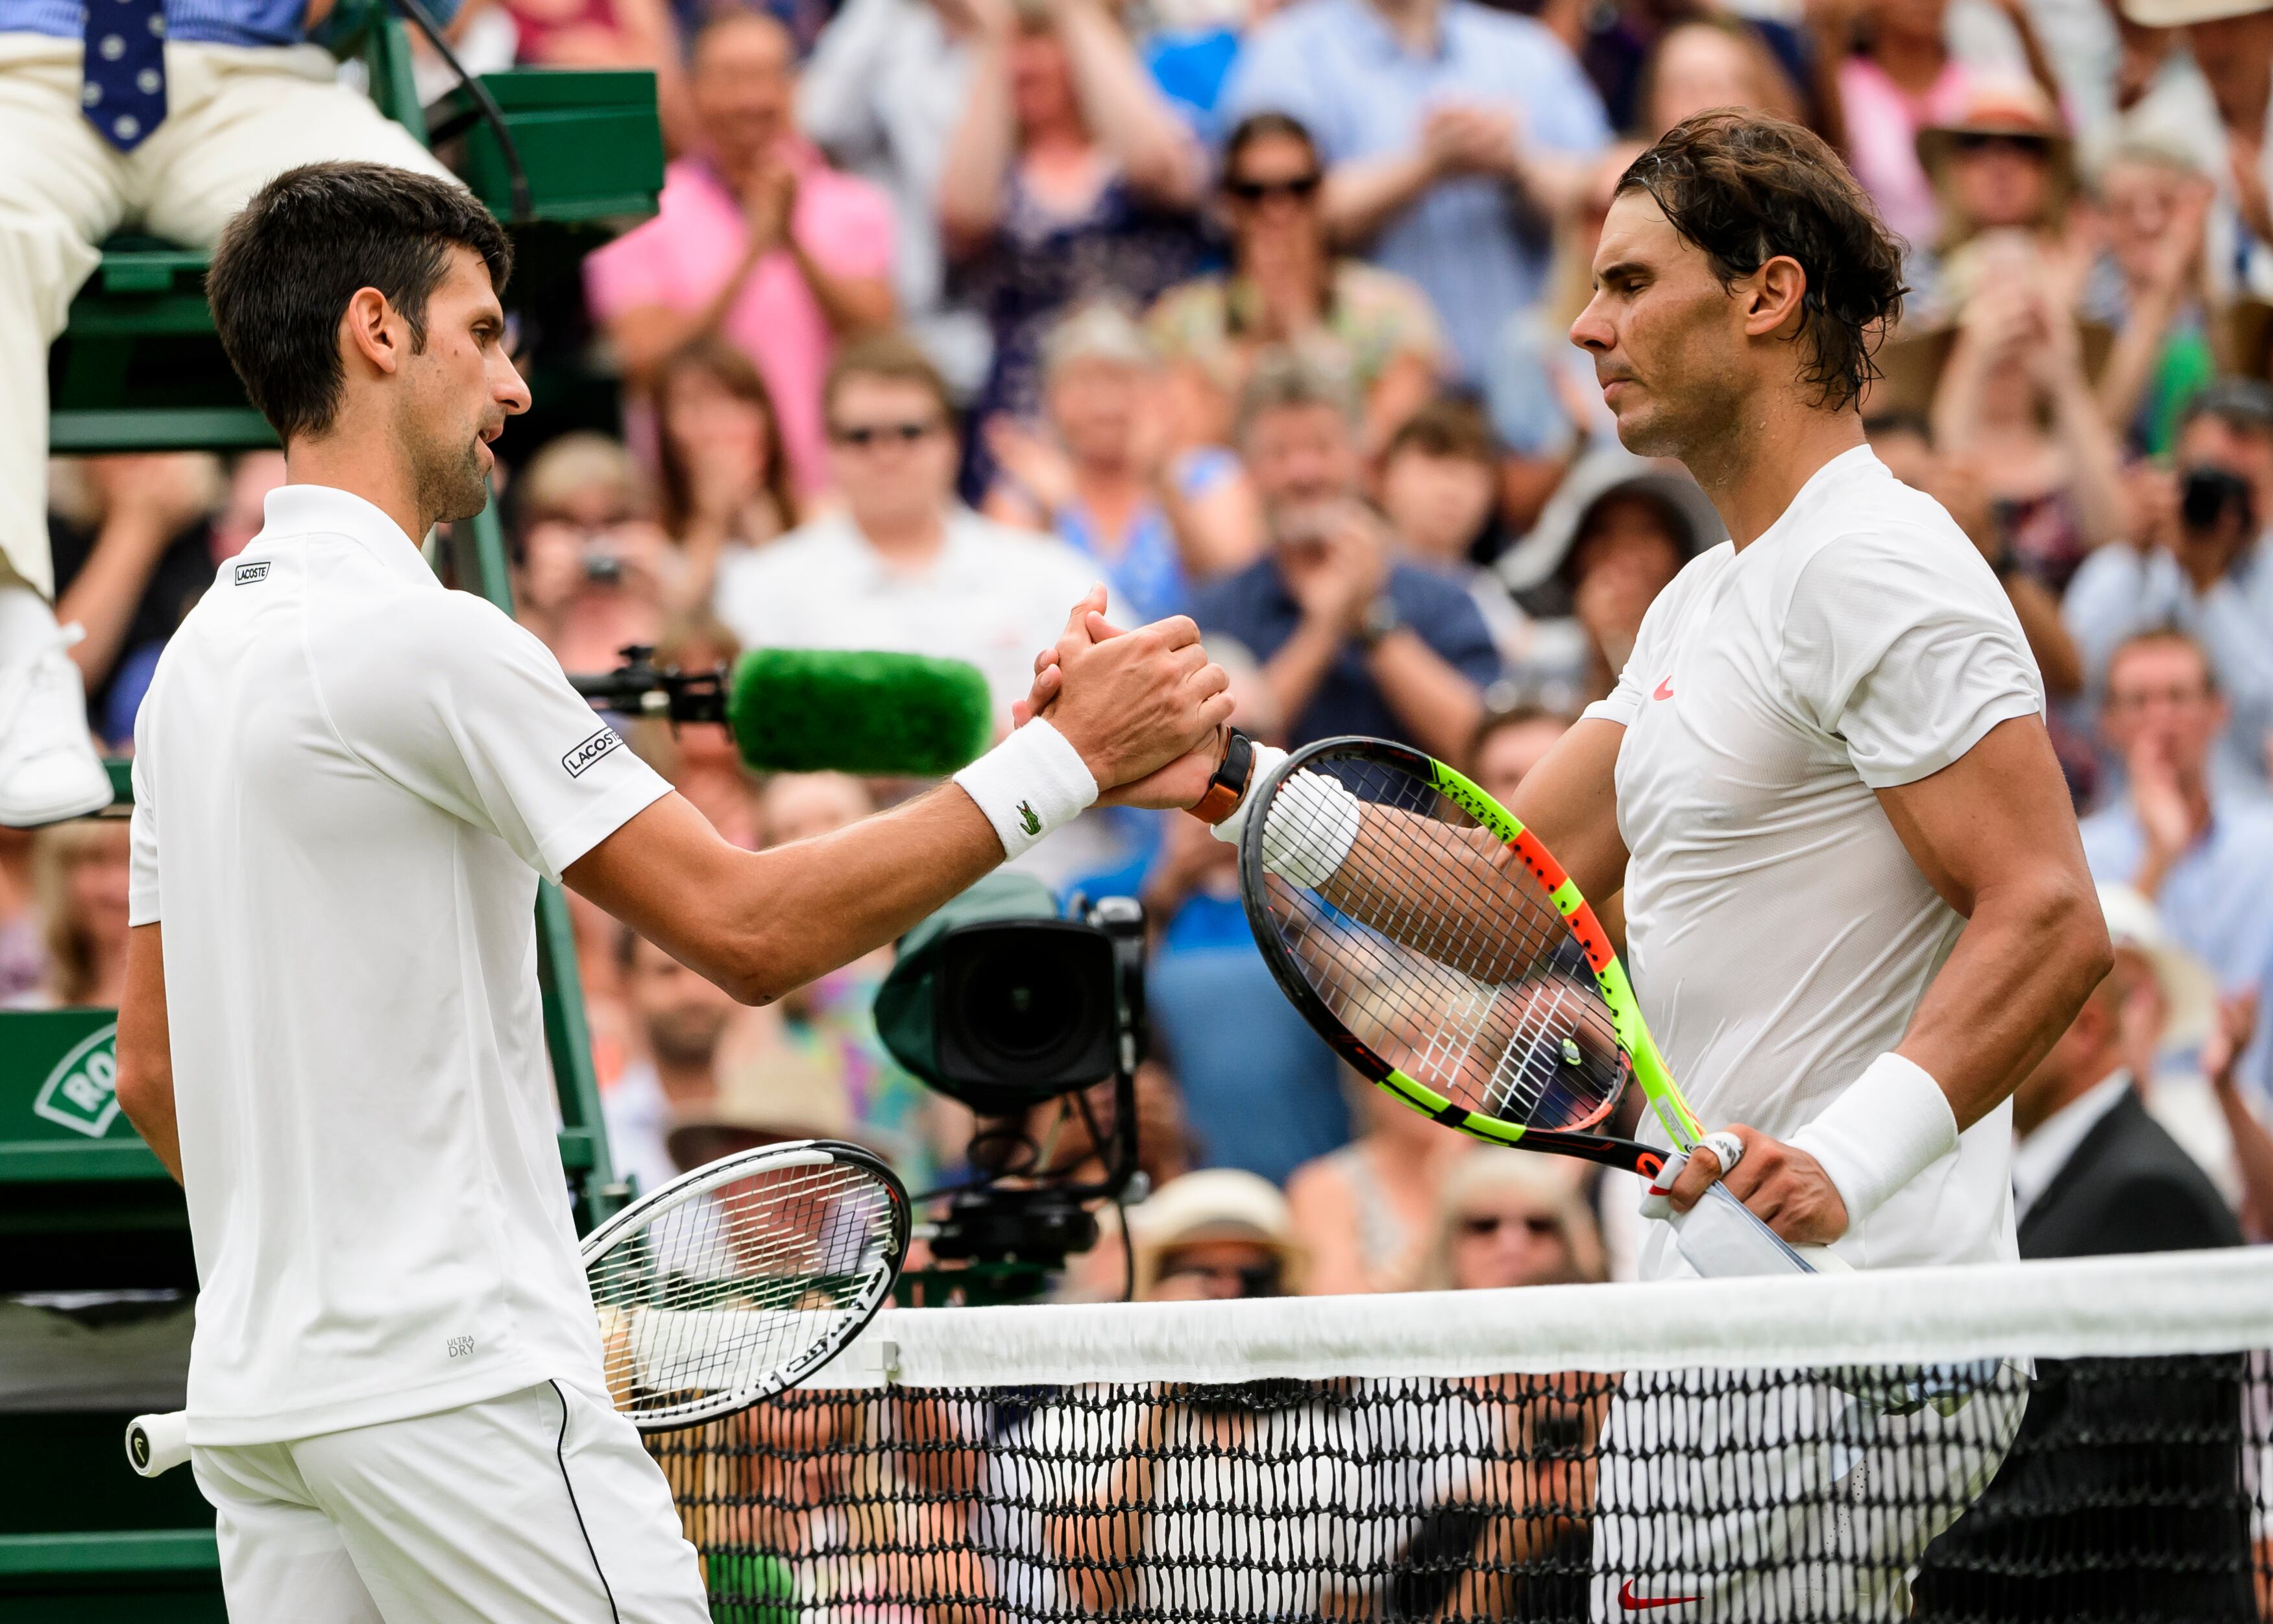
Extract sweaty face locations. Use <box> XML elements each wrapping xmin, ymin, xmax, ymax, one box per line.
<box><xmin>396</xmin><ymin>246</ymin><xmax>524</xmax><ymax>526</ymax></box>
<box><xmin>1570</xmin><ymin>191</ymin><xmax>1749</xmax><ymax>462</ymax></box>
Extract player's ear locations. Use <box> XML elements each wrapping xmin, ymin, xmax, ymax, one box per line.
<box><xmin>1744</xmin><ymin>255</ymin><xmax>1809</xmax><ymax>341</ymax></box>
<box><xmin>338</xmin><ymin>285</ymin><xmax>404</xmax><ymax>379</ymax></box>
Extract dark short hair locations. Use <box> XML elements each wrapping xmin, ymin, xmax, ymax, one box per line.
<box><xmin>1222</xmin><ymin>111</ymin><xmax>1319</xmax><ymax>179</ymax></box>
<box><xmin>1383</xmin><ymin>396</ymin><xmax>1498</xmax><ymax>468</ymax></box>
<box><xmin>208</xmin><ymin>162</ymin><xmax>513</xmax><ymax>443</ymax></box>
<box><xmin>1618</xmin><ymin>112</ymin><xmax>1905</xmax><ymax>413</ymax></box>
<box><xmin>821</xmin><ymin>332</ymin><xmax>959</xmax><ymax>432</ymax></box>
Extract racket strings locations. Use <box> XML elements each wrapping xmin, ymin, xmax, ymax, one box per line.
<box><xmin>1259</xmin><ymin>755</ymin><xmax>1632</xmax><ymax>1134</ymax></box>
<box><xmin>589</xmin><ymin>1158</ymin><xmax>899</xmax><ymax>1425</ymax></box>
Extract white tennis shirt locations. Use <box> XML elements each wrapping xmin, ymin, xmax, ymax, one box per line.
<box><xmin>1583</xmin><ymin>446</ymin><xmax>2045</xmax><ymax>1277</ymax></box>
<box><xmin>129</xmin><ymin>485</ymin><xmax>671</xmax><ymax>1444</ymax></box>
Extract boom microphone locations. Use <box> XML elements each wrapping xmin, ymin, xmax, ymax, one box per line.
<box><xmin>571</xmin><ymin>645</ymin><xmax>993</xmax><ymax>778</ymax></box>
<box><xmin>728</xmin><ymin>648</ymin><xmax>993</xmax><ymax>777</ymax></box>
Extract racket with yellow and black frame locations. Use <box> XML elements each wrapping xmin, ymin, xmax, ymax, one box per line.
<box><xmin>1236</xmin><ymin>735</ymin><xmax>1814</xmax><ymax>1272</ymax></box>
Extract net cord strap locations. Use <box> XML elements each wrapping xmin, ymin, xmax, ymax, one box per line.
<box><xmin>804</xmin><ymin>1248</ymin><xmax>2273</xmax><ymax>1389</ymax></box>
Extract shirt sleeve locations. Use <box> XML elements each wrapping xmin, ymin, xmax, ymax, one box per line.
<box><xmin>128</xmin><ymin>707</ymin><xmax>159</xmax><ymax>927</ymax></box>
<box><xmin>317</xmin><ymin>593</ymin><xmax>672</xmax><ymax>884</ymax></box>
<box><xmin>1782</xmin><ymin>529</ymin><xmax>2045</xmax><ymax>790</ymax></box>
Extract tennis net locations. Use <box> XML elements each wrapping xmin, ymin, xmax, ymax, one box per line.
<box><xmin>649</xmin><ymin>1248</ymin><xmax>2273</xmax><ymax>1623</ymax></box>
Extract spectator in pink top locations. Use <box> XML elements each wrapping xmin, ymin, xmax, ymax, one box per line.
<box><xmin>585</xmin><ymin>9</ymin><xmax>898</xmax><ymax>500</ymax></box>
<box><xmin>1814</xmin><ymin>0</ymin><xmax>2063</xmax><ymax>258</ymax></box>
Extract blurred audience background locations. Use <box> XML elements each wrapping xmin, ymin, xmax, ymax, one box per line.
<box><xmin>25</xmin><ymin>0</ymin><xmax>2273</xmax><ymax>1287</ymax></box>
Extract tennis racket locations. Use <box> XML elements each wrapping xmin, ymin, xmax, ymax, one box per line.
<box><xmin>127</xmin><ymin>1138</ymin><xmax>908</xmax><ymax>1474</ymax></box>
<box><xmin>1239</xmin><ymin>736</ymin><xmax>1814</xmax><ymax>1272</ymax></box>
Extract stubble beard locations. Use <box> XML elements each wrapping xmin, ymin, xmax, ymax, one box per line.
<box><xmin>415</xmin><ymin>431</ymin><xmax>492</xmax><ymax>526</ymax></box>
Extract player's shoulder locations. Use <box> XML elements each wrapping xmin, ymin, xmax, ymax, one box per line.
<box><xmin>1771</xmin><ymin>452</ymin><xmax>2000</xmax><ymax>605</ymax></box>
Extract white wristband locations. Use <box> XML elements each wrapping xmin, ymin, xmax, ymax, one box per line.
<box><xmin>953</xmin><ymin>718</ymin><xmax>1098</xmax><ymax>860</ymax></box>
<box><xmin>1786</xmin><ymin>1051</ymin><xmax>1959</xmax><ymax>1235</ymax></box>
<box><xmin>1210</xmin><ymin>758</ymin><xmax>1362</xmax><ymax>890</ymax></box>
<box><xmin>1208</xmin><ymin>744</ymin><xmax>1288</xmax><ymax>849</ymax></box>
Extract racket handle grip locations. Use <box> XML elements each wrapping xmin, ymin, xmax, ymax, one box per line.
<box><xmin>1636</xmin><ymin>1150</ymin><xmax>1686</xmax><ymax>1220</ymax></box>
<box><xmin>126</xmin><ymin>1411</ymin><xmax>191</xmax><ymax>1477</ymax></box>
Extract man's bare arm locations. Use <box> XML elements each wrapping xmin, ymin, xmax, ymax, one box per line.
<box><xmin>1872</xmin><ymin>714</ymin><xmax>2111</xmax><ymax>1125</ymax></box>
<box><xmin>1503</xmin><ymin>716</ymin><xmax>1630</xmax><ymax>903</ymax></box>
<box><xmin>576</xmin><ymin>603</ymin><xmax>1231</xmax><ymax>1002</ymax></box>
<box><xmin>115</xmin><ymin>923</ymin><xmax>182</xmax><ymax>1184</ymax></box>
<box><xmin>1672</xmin><ymin>715</ymin><xmax>2111</xmax><ymax>1241</ymax></box>
<box><xmin>568</xmin><ymin>786</ymin><xmax>1004</xmax><ymax>1005</ymax></box>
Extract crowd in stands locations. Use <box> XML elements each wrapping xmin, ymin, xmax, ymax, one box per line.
<box><xmin>17</xmin><ymin>0</ymin><xmax>2273</xmax><ymax>1291</ymax></box>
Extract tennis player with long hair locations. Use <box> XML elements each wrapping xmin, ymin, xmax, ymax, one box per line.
<box><xmin>1035</xmin><ymin>111</ymin><xmax>2111</xmax><ymax>1616</ymax></box>
<box><xmin>110</xmin><ymin>162</ymin><xmax>1230</xmax><ymax>1623</ymax></box>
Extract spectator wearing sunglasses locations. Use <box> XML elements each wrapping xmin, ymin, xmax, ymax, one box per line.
<box><xmin>1149</xmin><ymin>113</ymin><xmax>1446</xmax><ymax>459</ymax></box>
<box><xmin>711</xmin><ymin>333</ymin><xmax>1131</xmax><ymax>723</ymax></box>
<box><xmin>1907</xmin><ymin>79</ymin><xmax>2086</xmax><ymax>326</ymax></box>
<box><xmin>1412</xmin><ymin>1149</ymin><xmax>1605</xmax><ymax>1290</ymax></box>
<box><xmin>1219</xmin><ymin>0</ymin><xmax>1610</xmax><ymax>387</ymax></box>
<box><xmin>1131</xmin><ymin>1168</ymin><xmax>1308</xmax><ymax>1300</ymax></box>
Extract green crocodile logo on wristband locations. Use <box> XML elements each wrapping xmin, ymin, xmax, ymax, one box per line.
<box><xmin>1017</xmin><ymin>800</ymin><xmax>1041</xmax><ymax>837</ymax></box>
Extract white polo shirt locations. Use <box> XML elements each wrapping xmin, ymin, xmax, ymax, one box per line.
<box><xmin>1584</xmin><ymin>446</ymin><xmax>2045</xmax><ymax>1277</ymax></box>
<box><xmin>129</xmin><ymin>484</ymin><xmax>671</xmax><ymax>1446</ymax></box>
<box><xmin>711</xmin><ymin>507</ymin><xmax>1131</xmax><ymax>721</ymax></box>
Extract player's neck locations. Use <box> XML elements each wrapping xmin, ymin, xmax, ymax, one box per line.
<box><xmin>1683</xmin><ymin>404</ymin><xmax>1866</xmax><ymax>551</ymax></box>
<box><xmin>284</xmin><ymin>438</ymin><xmax>432</xmax><ymax>550</ymax></box>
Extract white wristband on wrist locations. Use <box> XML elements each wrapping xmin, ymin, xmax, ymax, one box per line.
<box><xmin>1206</xmin><ymin>743</ymin><xmax>1287</xmax><ymax>849</ymax></box>
<box><xmin>953</xmin><ymin>718</ymin><xmax>1098</xmax><ymax>860</ymax></box>
<box><xmin>1209</xmin><ymin>751</ymin><xmax>1362</xmax><ymax>890</ymax></box>
<box><xmin>1786</xmin><ymin>1051</ymin><xmax>1959</xmax><ymax>1236</ymax></box>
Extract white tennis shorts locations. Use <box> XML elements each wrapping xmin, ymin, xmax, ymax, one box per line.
<box><xmin>193</xmin><ymin>1377</ymin><xmax>710</xmax><ymax>1623</ymax></box>
<box><xmin>1588</xmin><ymin>1363</ymin><xmax>2027</xmax><ymax>1622</ymax></box>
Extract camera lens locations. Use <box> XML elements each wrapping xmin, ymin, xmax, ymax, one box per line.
<box><xmin>961</xmin><ymin>943</ymin><xmax>1084</xmax><ymax>1063</ymax></box>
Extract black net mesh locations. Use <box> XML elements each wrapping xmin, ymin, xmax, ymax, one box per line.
<box><xmin>649</xmin><ymin>1353</ymin><xmax>2273</xmax><ymax>1623</ymax></box>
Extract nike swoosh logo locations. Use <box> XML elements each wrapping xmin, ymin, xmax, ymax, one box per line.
<box><xmin>1620</xmin><ymin>1579</ymin><xmax>1699</xmax><ymax>1610</ymax></box>
<box><xmin>1652</xmin><ymin>677</ymin><xmax>1674</xmax><ymax>701</ymax></box>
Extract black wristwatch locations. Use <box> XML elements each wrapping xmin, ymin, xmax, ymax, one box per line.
<box><xmin>1189</xmin><ymin>727</ymin><xmax>1256</xmax><ymax>824</ymax></box>
<box><xmin>1359</xmin><ymin>594</ymin><xmax>1404</xmax><ymax>649</ymax></box>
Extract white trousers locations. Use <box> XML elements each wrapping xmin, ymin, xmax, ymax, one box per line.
<box><xmin>193</xmin><ymin>1377</ymin><xmax>712</xmax><ymax>1623</ymax></box>
<box><xmin>1588</xmin><ymin>1364</ymin><xmax>2027</xmax><ymax>1622</ymax></box>
<box><xmin>0</xmin><ymin>32</ymin><xmax>451</xmax><ymax>598</ymax></box>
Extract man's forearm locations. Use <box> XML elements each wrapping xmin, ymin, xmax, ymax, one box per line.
<box><xmin>1262</xmin><ymin>616</ymin><xmax>1344</xmax><ymax>729</ymax></box>
<box><xmin>116</xmin><ymin>923</ymin><xmax>183</xmax><ymax>1184</ymax></box>
<box><xmin>1367</xmin><ymin>630</ymin><xmax>1484</xmax><ymax>763</ymax></box>
<box><xmin>788</xmin><ymin>242</ymin><xmax>895</xmax><ymax>335</ymax></box>
<box><xmin>572</xmin><ymin>786</ymin><xmax>1006</xmax><ymax>1006</ymax></box>
<box><xmin>1899</xmin><ymin>875</ymin><xmax>2111</xmax><ymax>1129</ymax></box>
<box><xmin>1322</xmin><ymin>151</ymin><xmax>1438</xmax><ymax>248</ymax></box>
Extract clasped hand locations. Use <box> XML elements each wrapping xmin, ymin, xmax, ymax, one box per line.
<box><xmin>1025</xmin><ymin>588</ymin><xmax>1234</xmax><ymax>808</ymax></box>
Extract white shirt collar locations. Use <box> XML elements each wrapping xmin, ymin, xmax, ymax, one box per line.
<box><xmin>2012</xmin><ymin>1069</ymin><xmax>2132</xmax><ymax>1222</ymax></box>
<box><xmin>251</xmin><ymin>483</ymin><xmax>437</xmax><ymax>588</ymax></box>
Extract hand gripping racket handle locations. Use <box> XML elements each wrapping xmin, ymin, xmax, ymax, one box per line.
<box><xmin>126</xmin><ymin>1410</ymin><xmax>190</xmax><ymax>1477</ymax></box>
<box><xmin>1641</xmin><ymin>1152</ymin><xmax>1846</xmax><ymax>1277</ymax></box>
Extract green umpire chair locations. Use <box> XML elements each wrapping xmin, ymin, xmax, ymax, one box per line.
<box><xmin>3</xmin><ymin>14</ymin><xmax>662</xmax><ymax>1614</ymax></box>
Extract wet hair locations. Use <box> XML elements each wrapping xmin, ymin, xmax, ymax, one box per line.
<box><xmin>1616</xmin><ymin>111</ymin><xmax>1906</xmax><ymax>412</ymax></box>
<box><xmin>209</xmin><ymin>162</ymin><xmax>511</xmax><ymax>442</ymax></box>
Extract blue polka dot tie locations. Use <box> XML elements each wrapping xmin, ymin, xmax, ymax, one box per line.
<box><xmin>81</xmin><ymin>0</ymin><xmax>168</xmax><ymax>152</ymax></box>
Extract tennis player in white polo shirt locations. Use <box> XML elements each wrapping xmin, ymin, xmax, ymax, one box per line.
<box><xmin>1034</xmin><ymin>112</ymin><xmax>2114</xmax><ymax>1619</ymax></box>
<box><xmin>110</xmin><ymin>162</ymin><xmax>1232</xmax><ymax>1623</ymax></box>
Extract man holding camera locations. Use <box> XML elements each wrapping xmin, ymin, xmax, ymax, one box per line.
<box><xmin>2066</xmin><ymin>382</ymin><xmax>2273</xmax><ymax>800</ymax></box>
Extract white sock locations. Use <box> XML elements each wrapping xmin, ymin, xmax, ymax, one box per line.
<box><xmin>0</xmin><ymin>583</ymin><xmax>60</xmax><ymax>660</ymax></box>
